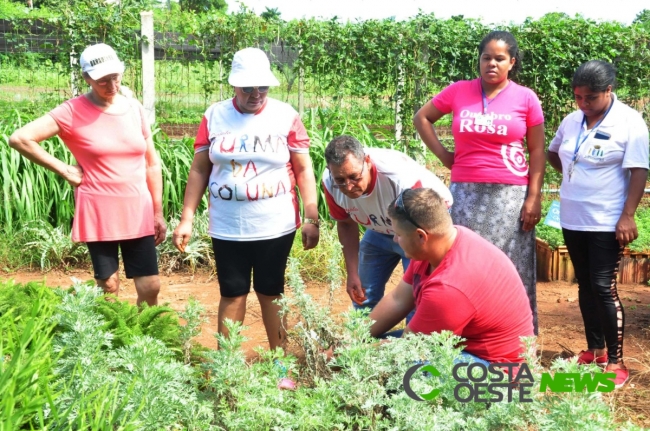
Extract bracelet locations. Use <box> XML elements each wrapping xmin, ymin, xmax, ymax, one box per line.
<box><xmin>303</xmin><ymin>218</ymin><xmax>320</xmax><ymax>228</ymax></box>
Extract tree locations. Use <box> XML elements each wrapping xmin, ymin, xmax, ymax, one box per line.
<box><xmin>179</xmin><ymin>0</ymin><xmax>227</xmax><ymax>13</ymax></box>
<box><xmin>260</xmin><ymin>6</ymin><xmax>282</xmax><ymax>22</ymax></box>
<box><xmin>633</xmin><ymin>9</ymin><xmax>650</xmax><ymax>26</ymax></box>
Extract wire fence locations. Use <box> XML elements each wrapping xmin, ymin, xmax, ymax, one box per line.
<box><xmin>0</xmin><ymin>18</ymin><xmax>397</xmax><ymax>139</ymax></box>
<box><xmin>1</xmin><ymin>13</ymin><xmax>649</xmax><ymax>143</ymax></box>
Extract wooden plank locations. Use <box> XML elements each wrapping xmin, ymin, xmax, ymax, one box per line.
<box><xmin>619</xmin><ymin>257</ymin><xmax>635</xmax><ymax>284</ymax></box>
<box><xmin>565</xmin><ymin>256</ymin><xmax>576</xmax><ymax>283</ymax></box>
<box><xmin>536</xmin><ymin>238</ymin><xmax>553</xmax><ymax>282</ymax></box>
<box><xmin>634</xmin><ymin>257</ymin><xmax>645</xmax><ymax>284</ymax></box>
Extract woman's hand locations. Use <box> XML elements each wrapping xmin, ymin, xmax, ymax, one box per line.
<box><xmin>301</xmin><ymin>223</ymin><xmax>319</xmax><ymax>250</ymax></box>
<box><xmin>172</xmin><ymin>219</ymin><xmax>193</xmax><ymax>252</ymax></box>
<box><xmin>413</xmin><ymin>103</ymin><xmax>455</xmax><ymax>170</ymax></box>
<box><xmin>436</xmin><ymin>149</ymin><xmax>455</xmax><ymax>170</ymax></box>
<box><xmin>616</xmin><ymin>168</ymin><xmax>647</xmax><ymax>247</ymax></box>
<box><xmin>62</xmin><ymin>164</ymin><xmax>83</xmax><ymax>187</ymax></box>
<box><xmin>520</xmin><ymin>194</ymin><xmax>542</xmax><ymax>232</ymax></box>
<box><xmin>153</xmin><ymin>214</ymin><xmax>167</xmax><ymax>246</ymax></box>
<box><xmin>616</xmin><ymin>213</ymin><xmax>638</xmax><ymax>246</ymax></box>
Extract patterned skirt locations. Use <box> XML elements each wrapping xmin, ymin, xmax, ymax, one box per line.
<box><xmin>450</xmin><ymin>182</ymin><xmax>538</xmax><ymax>334</ymax></box>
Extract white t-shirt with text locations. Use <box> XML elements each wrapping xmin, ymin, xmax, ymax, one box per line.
<box><xmin>194</xmin><ymin>98</ymin><xmax>310</xmax><ymax>240</ymax></box>
<box><xmin>323</xmin><ymin>148</ymin><xmax>453</xmax><ymax>235</ymax></box>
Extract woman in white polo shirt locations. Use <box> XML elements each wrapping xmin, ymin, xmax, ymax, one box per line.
<box><xmin>547</xmin><ymin>60</ymin><xmax>649</xmax><ymax>389</ymax></box>
<box><xmin>172</xmin><ymin>48</ymin><xmax>320</xmax><ymax>350</ymax></box>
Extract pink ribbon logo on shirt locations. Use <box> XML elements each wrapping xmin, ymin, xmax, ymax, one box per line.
<box><xmin>501</xmin><ymin>142</ymin><xmax>529</xmax><ymax>177</ymax></box>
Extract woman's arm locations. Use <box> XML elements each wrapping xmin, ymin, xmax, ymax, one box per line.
<box><xmin>8</xmin><ymin>114</ymin><xmax>83</xmax><ymax>186</ymax></box>
<box><xmin>290</xmin><ymin>151</ymin><xmax>320</xmax><ymax>250</ymax></box>
<box><xmin>547</xmin><ymin>151</ymin><xmax>562</xmax><ymax>172</ymax></box>
<box><xmin>144</xmin><ymin>136</ymin><xmax>167</xmax><ymax>245</ymax></box>
<box><xmin>413</xmin><ymin>103</ymin><xmax>454</xmax><ymax>170</ymax></box>
<box><xmin>521</xmin><ymin>123</ymin><xmax>545</xmax><ymax>232</ymax></box>
<box><xmin>173</xmin><ymin>151</ymin><xmax>212</xmax><ymax>252</ymax></box>
<box><xmin>616</xmin><ymin>168</ymin><xmax>648</xmax><ymax>246</ymax></box>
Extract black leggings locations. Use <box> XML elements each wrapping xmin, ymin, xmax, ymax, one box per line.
<box><xmin>562</xmin><ymin>229</ymin><xmax>624</xmax><ymax>364</ymax></box>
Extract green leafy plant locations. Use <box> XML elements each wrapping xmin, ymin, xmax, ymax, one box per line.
<box><xmin>94</xmin><ymin>297</ymin><xmax>181</xmax><ymax>351</ymax></box>
<box><xmin>178</xmin><ymin>296</ymin><xmax>207</xmax><ymax>364</ymax></box>
<box><xmin>22</xmin><ymin>219</ymin><xmax>88</xmax><ymax>270</ymax></box>
<box><xmin>0</xmin><ymin>290</ymin><xmax>58</xmax><ymax>429</ymax></box>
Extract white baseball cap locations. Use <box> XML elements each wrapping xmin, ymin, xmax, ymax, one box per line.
<box><xmin>79</xmin><ymin>43</ymin><xmax>125</xmax><ymax>80</ymax></box>
<box><xmin>228</xmin><ymin>47</ymin><xmax>280</xmax><ymax>87</ymax></box>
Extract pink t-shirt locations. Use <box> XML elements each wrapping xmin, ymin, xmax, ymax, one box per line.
<box><xmin>194</xmin><ymin>97</ymin><xmax>310</xmax><ymax>241</ymax></box>
<box><xmin>405</xmin><ymin>226</ymin><xmax>534</xmax><ymax>363</ymax></box>
<box><xmin>49</xmin><ymin>96</ymin><xmax>154</xmax><ymax>242</ymax></box>
<box><xmin>433</xmin><ymin>78</ymin><xmax>544</xmax><ymax>185</ymax></box>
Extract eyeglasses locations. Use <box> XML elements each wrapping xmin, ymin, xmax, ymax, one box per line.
<box><xmin>330</xmin><ymin>162</ymin><xmax>365</xmax><ymax>188</ymax></box>
<box><xmin>394</xmin><ymin>189</ymin><xmax>425</xmax><ymax>231</ymax></box>
<box><xmin>95</xmin><ymin>74</ymin><xmax>122</xmax><ymax>86</ymax></box>
<box><xmin>242</xmin><ymin>86</ymin><xmax>270</xmax><ymax>94</ymax></box>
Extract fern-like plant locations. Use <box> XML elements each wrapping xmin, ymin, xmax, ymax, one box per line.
<box><xmin>94</xmin><ymin>296</ymin><xmax>180</xmax><ymax>351</ymax></box>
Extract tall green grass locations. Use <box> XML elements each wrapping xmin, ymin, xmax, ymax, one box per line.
<box><xmin>0</xmin><ymin>106</ymin><xmax>398</xmax><ymax>234</ymax></box>
<box><xmin>1</xmin><ymin>111</ymin><xmax>76</xmax><ymax>232</ymax></box>
<box><xmin>0</xmin><ymin>290</ymin><xmax>58</xmax><ymax>430</ymax></box>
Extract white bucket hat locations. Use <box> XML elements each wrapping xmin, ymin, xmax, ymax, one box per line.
<box><xmin>228</xmin><ymin>47</ymin><xmax>280</xmax><ymax>87</ymax></box>
<box><xmin>80</xmin><ymin>43</ymin><xmax>125</xmax><ymax>80</ymax></box>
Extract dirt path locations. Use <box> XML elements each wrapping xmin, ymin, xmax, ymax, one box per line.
<box><xmin>4</xmin><ymin>268</ymin><xmax>650</xmax><ymax>425</ymax></box>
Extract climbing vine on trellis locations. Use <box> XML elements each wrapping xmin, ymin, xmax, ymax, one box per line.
<box><xmin>4</xmin><ymin>5</ymin><xmax>650</xmax><ymax>142</ymax></box>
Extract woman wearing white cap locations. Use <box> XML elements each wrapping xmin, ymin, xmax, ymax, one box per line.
<box><xmin>173</xmin><ymin>47</ymin><xmax>320</xmax><ymax>350</ymax></box>
<box><xmin>9</xmin><ymin>43</ymin><xmax>165</xmax><ymax>306</ymax></box>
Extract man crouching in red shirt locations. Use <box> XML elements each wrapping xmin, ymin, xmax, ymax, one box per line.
<box><xmin>369</xmin><ymin>188</ymin><xmax>534</xmax><ymax>364</ymax></box>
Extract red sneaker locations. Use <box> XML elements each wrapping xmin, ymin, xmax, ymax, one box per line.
<box><xmin>575</xmin><ymin>350</ymin><xmax>607</xmax><ymax>366</ymax></box>
<box><xmin>605</xmin><ymin>364</ymin><xmax>629</xmax><ymax>389</ymax></box>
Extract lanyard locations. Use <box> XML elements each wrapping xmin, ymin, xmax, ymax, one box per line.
<box><xmin>480</xmin><ymin>80</ymin><xmax>508</xmax><ymax>114</ymax></box>
<box><xmin>572</xmin><ymin>99</ymin><xmax>614</xmax><ymax>162</ymax></box>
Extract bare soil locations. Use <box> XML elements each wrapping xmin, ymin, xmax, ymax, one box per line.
<box><xmin>3</xmin><ymin>268</ymin><xmax>650</xmax><ymax>426</ymax></box>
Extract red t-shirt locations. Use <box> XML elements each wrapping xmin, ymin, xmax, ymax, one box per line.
<box><xmin>405</xmin><ymin>226</ymin><xmax>534</xmax><ymax>363</ymax></box>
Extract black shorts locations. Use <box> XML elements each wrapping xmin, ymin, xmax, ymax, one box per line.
<box><xmin>211</xmin><ymin>231</ymin><xmax>296</xmax><ymax>298</ymax></box>
<box><xmin>86</xmin><ymin>235</ymin><xmax>159</xmax><ymax>280</ymax></box>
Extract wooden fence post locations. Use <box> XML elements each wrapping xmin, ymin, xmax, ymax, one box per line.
<box><xmin>394</xmin><ymin>57</ymin><xmax>404</xmax><ymax>145</ymax></box>
<box><xmin>69</xmin><ymin>29</ymin><xmax>79</xmax><ymax>97</ymax></box>
<box><xmin>298</xmin><ymin>50</ymin><xmax>304</xmax><ymax>117</ymax></box>
<box><xmin>140</xmin><ymin>11</ymin><xmax>155</xmax><ymax>125</ymax></box>
<box><xmin>219</xmin><ymin>58</ymin><xmax>223</xmax><ymax>101</ymax></box>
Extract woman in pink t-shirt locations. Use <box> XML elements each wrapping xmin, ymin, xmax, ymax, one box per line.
<box><xmin>413</xmin><ymin>31</ymin><xmax>545</xmax><ymax>334</ymax></box>
<box><xmin>8</xmin><ymin>44</ymin><xmax>165</xmax><ymax>306</ymax></box>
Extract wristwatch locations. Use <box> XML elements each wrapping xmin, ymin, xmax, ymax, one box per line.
<box><xmin>303</xmin><ymin>218</ymin><xmax>320</xmax><ymax>228</ymax></box>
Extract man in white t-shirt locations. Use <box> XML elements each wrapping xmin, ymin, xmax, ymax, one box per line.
<box><xmin>323</xmin><ymin>135</ymin><xmax>452</xmax><ymax>313</ymax></box>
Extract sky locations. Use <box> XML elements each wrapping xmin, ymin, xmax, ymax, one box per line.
<box><xmin>227</xmin><ymin>0</ymin><xmax>647</xmax><ymax>25</ymax></box>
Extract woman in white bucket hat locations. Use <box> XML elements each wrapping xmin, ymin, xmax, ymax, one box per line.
<box><xmin>9</xmin><ymin>43</ymin><xmax>165</xmax><ymax>306</ymax></box>
<box><xmin>173</xmin><ymin>47</ymin><xmax>320</xmax><ymax>351</ymax></box>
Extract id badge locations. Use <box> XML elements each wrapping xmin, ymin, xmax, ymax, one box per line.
<box><xmin>474</xmin><ymin>115</ymin><xmax>493</xmax><ymax>127</ymax></box>
<box><xmin>585</xmin><ymin>145</ymin><xmax>605</xmax><ymax>161</ymax></box>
